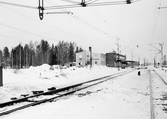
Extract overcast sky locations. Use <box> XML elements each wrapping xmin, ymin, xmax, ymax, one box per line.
<box><xmin>0</xmin><ymin>0</ymin><xmax>167</xmax><ymax>63</ymax></box>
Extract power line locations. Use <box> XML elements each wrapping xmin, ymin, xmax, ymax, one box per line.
<box><xmin>0</xmin><ymin>34</ymin><xmax>29</xmax><ymax>42</ymax></box>
<box><xmin>44</xmin><ymin>0</ymin><xmax>140</xmax><ymax>10</ymax></box>
<box><xmin>90</xmin><ymin>8</ymin><xmax>117</xmax><ymax>39</ymax></box>
<box><xmin>0</xmin><ymin>22</ymin><xmax>60</xmax><ymax>42</ymax></box>
<box><xmin>0</xmin><ymin>0</ymin><xmax>142</xmax><ymax>51</ymax></box>
<box><xmin>150</xmin><ymin>0</ymin><xmax>162</xmax><ymax>44</ymax></box>
<box><xmin>0</xmin><ymin>5</ymin><xmax>114</xmax><ymax>54</ymax></box>
<box><xmin>0</xmin><ymin>0</ymin><xmax>138</xmax><ymax>37</ymax></box>
<box><xmin>46</xmin><ymin>0</ymin><xmax>115</xmax><ymax>40</ymax></box>
<box><xmin>46</xmin><ymin>0</ymin><xmax>115</xmax><ymax>44</ymax></box>
<box><xmin>90</xmin><ymin>7</ymin><xmax>148</xmax><ymax>52</ymax></box>
<box><xmin>0</xmin><ymin>4</ymin><xmax>109</xmax><ymax>44</ymax></box>
<box><xmin>158</xmin><ymin>6</ymin><xmax>167</xmax><ymax>9</ymax></box>
<box><xmin>0</xmin><ymin>1</ymin><xmax>37</xmax><ymax>9</ymax></box>
<box><xmin>0</xmin><ymin>0</ymin><xmax>141</xmax><ymax>20</ymax></box>
<box><xmin>0</xmin><ymin>4</ymin><xmax>79</xmax><ymax>39</ymax></box>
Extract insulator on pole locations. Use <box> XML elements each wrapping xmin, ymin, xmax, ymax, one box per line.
<box><xmin>126</xmin><ymin>0</ymin><xmax>131</xmax><ymax>4</ymax></box>
<box><xmin>38</xmin><ymin>0</ymin><xmax>44</xmax><ymax>20</ymax></box>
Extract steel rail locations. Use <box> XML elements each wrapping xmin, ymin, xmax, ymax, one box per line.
<box><xmin>0</xmin><ymin>69</ymin><xmax>133</xmax><ymax>108</ymax></box>
<box><xmin>0</xmin><ymin>69</ymin><xmax>134</xmax><ymax>116</ymax></box>
<box><xmin>149</xmin><ymin>69</ymin><xmax>167</xmax><ymax>119</ymax></box>
<box><xmin>148</xmin><ymin>70</ymin><xmax>155</xmax><ymax>119</ymax></box>
<box><xmin>153</xmin><ymin>69</ymin><xmax>167</xmax><ymax>85</ymax></box>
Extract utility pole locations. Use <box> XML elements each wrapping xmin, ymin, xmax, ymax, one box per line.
<box><xmin>138</xmin><ymin>55</ymin><xmax>140</xmax><ymax>66</ymax></box>
<box><xmin>154</xmin><ymin>53</ymin><xmax>157</xmax><ymax>67</ymax></box>
<box><xmin>116</xmin><ymin>38</ymin><xmax>121</xmax><ymax>70</ymax></box>
<box><xmin>89</xmin><ymin>47</ymin><xmax>92</xmax><ymax>69</ymax></box>
<box><xmin>11</xmin><ymin>49</ymin><xmax>13</xmax><ymax>69</ymax></box>
<box><xmin>0</xmin><ymin>50</ymin><xmax>3</xmax><ymax>86</ymax></box>
<box><xmin>20</xmin><ymin>45</ymin><xmax>21</xmax><ymax>69</ymax></box>
<box><xmin>131</xmin><ymin>50</ymin><xmax>133</xmax><ymax>68</ymax></box>
<box><xmin>148</xmin><ymin>43</ymin><xmax>164</xmax><ymax>67</ymax></box>
<box><xmin>164</xmin><ymin>55</ymin><xmax>167</xmax><ymax>65</ymax></box>
<box><xmin>159</xmin><ymin>43</ymin><xmax>164</xmax><ymax>66</ymax></box>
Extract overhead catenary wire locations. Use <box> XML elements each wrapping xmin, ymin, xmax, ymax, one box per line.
<box><xmin>0</xmin><ymin>0</ymin><xmax>141</xmax><ymax>21</ymax></box>
<box><xmin>150</xmin><ymin>0</ymin><xmax>162</xmax><ymax>44</ymax></box>
<box><xmin>46</xmin><ymin>0</ymin><xmax>115</xmax><ymax>44</ymax></box>
<box><xmin>0</xmin><ymin>4</ymin><xmax>109</xmax><ymax>45</ymax></box>
<box><xmin>0</xmin><ymin>0</ymin><xmax>142</xmax><ymax>51</ymax></box>
<box><xmin>0</xmin><ymin>0</ymin><xmax>139</xmax><ymax>11</ymax></box>
<box><xmin>0</xmin><ymin>22</ymin><xmax>60</xmax><ymax>42</ymax></box>
<box><xmin>0</xmin><ymin>6</ymin><xmax>112</xmax><ymax>53</ymax></box>
<box><xmin>0</xmin><ymin>12</ymin><xmax>109</xmax><ymax>56</ymax></box>
<box><xmin>44</xmin><ymin>1</ymin><xmax>126</xmax><ymax>10</ymax></box>
<box><xmin>0</xmin><ymin>34</ymin><xmax>29</xmax><ymax>42</ymax></box>
<box><xmin>90</xmin><ymin>8</ymin><xmax>117</xmax><ymax>38</ymax></box>
<box><xmin>158</xmin><ymin>6</ymin><xmax>167</xmax><ymax>9</ymax></box>
<box><xmin>46</xmin><ymin>0</ymin><xmax>115</xmax><ymax>39</ymax></box>
<box><xmin>0</xmin><ymin>1</ymin><xmax>38</xmax><ymax>9</ymax></box>
<box><xmin>90</xmin><ymin>7</ymin><xmax>148</xmax><ymax>52</ymax></box>
<box><xmin>61</xmin><ymin>0</ymin><xmax>80</xmax><ymax>4</ymax></box>
<box><xmin>149</xmin><ymin>0</ymin><xmax>163</xmax><ymax>61</ymax></box>
<box><xmin>47</xmin><ymin>0</ymin><xmax>146</xmax><ymax>53</ymax></box>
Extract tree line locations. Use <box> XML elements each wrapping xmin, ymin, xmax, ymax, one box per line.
<box><xmin>0</xmin><ymin>39</ymin><xmax>83</xmax><ymax>69</ymax></box>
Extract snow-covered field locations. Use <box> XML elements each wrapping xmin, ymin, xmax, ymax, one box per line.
<box><xmin>0</xmin><ymin>65</ymin><xmax>167</xmax><ymax>119</ymax></box>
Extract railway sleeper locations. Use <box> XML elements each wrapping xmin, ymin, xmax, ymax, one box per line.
<box><xmin>162</xmin><ymin>103</ymin><xmax>167</xmax><ymax>106</ymax></box>
<box><xmin>32</xmin><ymin>91</ymin><xmax>44</xmax><ymax>95</ymax></box>
<box><xmin>0</xmin><ymin>70</ymin><xmax>135</xmax><ymax>116</ymax></box>
<box><xmin>162</xmin><ymin>108</ymin><xmax>167</xmax><ymax>113</ymax></box>
<box><xmin>47</xmin><ymin>87</ymin><xmax>56</xmax><ymax>91</ymax></box>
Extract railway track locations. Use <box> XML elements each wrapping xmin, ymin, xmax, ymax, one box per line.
<box><xmin>148</xmin><ymin>69</ymin><xmax>167</xmax><ymax>119</ymax></box>
<box><xmin>0</xmin><ymin>69</ymin><xmax>134</xmax><ymax>116</ymax></box>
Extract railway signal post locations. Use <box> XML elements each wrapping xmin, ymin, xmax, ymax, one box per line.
<box><xmin>0</xmin><ymin>50</ymin><xmax>3</xmax><ymax>86</ymax></box>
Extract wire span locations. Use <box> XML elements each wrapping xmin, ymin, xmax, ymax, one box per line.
<box><xmin>158</xmin><ymin>6</ymin><xmax>167</xmax><ymax>9</ymax></box>
<box><xmin>44</xmin><ymin>11</ymin><xmax>71</xmax><ymax>14</ymax></box>
<box><xmin>0</xmin><ymin>1</ymin><xmax>38</xmax><ymax>9</ymax></box>
<box><xmin>45</xmin><ymin>1</ymin><xmax>126</xmax><ymax>10</ymax></box>
<box><xmin>87</xmin><ymin>1</ymin><xmax>126</xmax><ymax>7</ymax></box>
<box><xmin>61</xmin><ymin>0</ymin><xmax>80</xmax><ymax>4</ymax></box>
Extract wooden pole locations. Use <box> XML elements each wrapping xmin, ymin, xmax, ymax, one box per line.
<box><xmin>0</xmin><ymin>50</ymin><xmax>3</xmax><ymax>86</ymax></box>
<box><xmin>89</xmin><ymin>47</ymin><xmax>92</xmax><ymax>69</ymax></box>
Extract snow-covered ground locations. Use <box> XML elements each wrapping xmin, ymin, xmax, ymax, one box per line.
<box><xmin>0</xmin><ymin>65</ymin><xmax>167</xmax><ymax>119</ymax></box>
<box><xmin>0</xmin><ymin>64</ymin><xmax>129</xmax><ymax>103</ymax></box>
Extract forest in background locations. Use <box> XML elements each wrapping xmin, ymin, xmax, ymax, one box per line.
<box><xmin>0</xmin><ymin>39</ymin><xmax>83</xmax><ymax>69</ymax></box>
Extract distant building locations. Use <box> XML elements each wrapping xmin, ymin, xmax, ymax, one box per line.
<box><xmin>125</xmin><ymin>60</ymin><xmax>139</xmax><ymax>67</ymax></box>
<box><xmin>106</xmin><ymin>52</ymin><xmax>126</xmax><ymax>67</ymax></box>
<box><xmin>76</xmin><ymin>51</ymin><xmax>88</xmax><ymax>66</ymax></box>
<box><xmin>76</xmin><ymin>50</ymin><xmax>106</xmax><ymax>66</ymax></box>
<box><xmin>164</xmin><ymin>55</ymin><xmax>166</xmax><ymax>65</ymax></box>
